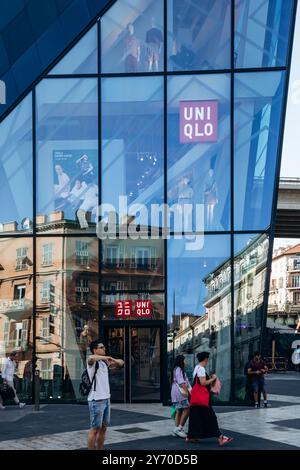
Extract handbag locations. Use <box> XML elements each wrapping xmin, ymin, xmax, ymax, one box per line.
<box><xmin>0</xmin><ymin>381</ymin><xmax>15</xmax><ymax>400</ymax></box>
<box><xmin>211</xmin><ymin>377</ymin><xmax>221</xmax><ymax>396</ymax></box>
<box><xmin>170</xmin><ymin>404</ymin><xmax>177</xmax><ymax>420</ymax></box>
<box><xmin>175</xmin><ymin>382</ymin><xmax>189</xmax><ymax>398</ymax></box>
<box><xmin>189</xmin><ymin>376</ymin><xmax>209</xmax><ymax>408</ymax></box>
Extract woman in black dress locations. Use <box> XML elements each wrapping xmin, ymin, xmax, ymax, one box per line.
<box><xmin>187</xmin><ymin>351</ymin><xmax>233</xmax><ymax>446</ymax></box>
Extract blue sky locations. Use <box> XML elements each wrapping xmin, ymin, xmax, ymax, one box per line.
<box><xmin>281</xmin><ymin>3</ymin><xmax>300</xmax><ymax>177</ymax></box>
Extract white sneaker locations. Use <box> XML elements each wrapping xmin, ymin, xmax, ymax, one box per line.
<box><xmin>173</xmin><ymin>427</ymin><xmax>187</xmax><ymax>439</ymax></box>
<box><xmin>0</xmin><ymin>404</ymin><xmax>5</xmax><ymax>410</ymax></box>
<box><xmin>19</xmin><ymin>402</ymin><xmax>26</xmax><ymax>409</ymax></box>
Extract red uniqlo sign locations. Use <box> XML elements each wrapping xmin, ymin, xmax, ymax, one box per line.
<box><xmin>115</xmin><ymin>300</ymin><xmax>132</xmax><ymax>318</ymax></box>
<box><xmin>134</xmin><ymin>300</ymin><xmax>152</xmax><ymax>318</ymax></box>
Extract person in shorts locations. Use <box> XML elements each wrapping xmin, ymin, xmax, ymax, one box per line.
<box><xmin>247</xmin><ymin>351</ymin><xmax>268</xmax><ymax>408</ymax></box>
<box><xmin>170</xmin><ymin>355</ymin><xmax>190</xmax><ymax>438</ymax></box>
<box><xmin>87</xmin><ymin>340</ymin><xmax>124</xmax><ymax>450</ymax></box>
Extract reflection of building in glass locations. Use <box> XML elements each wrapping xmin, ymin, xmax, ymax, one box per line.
<box><xmin>0</xmin><ymin>0</ymin><xmax>296</xmax><ymax>404</ymax></box>
<box><xmin>268</xmin><ymin>244</ymin><xmax>300</xmax><ymax>330</ymax></box>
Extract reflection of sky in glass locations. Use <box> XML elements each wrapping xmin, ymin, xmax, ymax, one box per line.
<box><xmin>0</xmin><ymin>93</ymin><xmax>32</xmax><ymax>229</ymax></box>
<box><xmin>167</xmin><ymin>235</ymin><xmax>230</xmax><ymax>320</ymax></box>
<box><xmin>167</xmin><ymin>74</ymin><xmax>231</xmax><ymax>231</ymax></box>
<box><xmin>102</xmin><ymin>77</ymin><xmax>164</xmax><ymax>217</ymax></box>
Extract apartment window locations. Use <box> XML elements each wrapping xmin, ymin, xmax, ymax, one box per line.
<box><xmin>40</xmin><ymin>280</ymin><xmax>51</xmax><ymax>303</ymax></box>
<box><xmin>40</xmin><ymin>359</ymin><xmax>52</xmax><ymax>380</ymax></box>
<box><xmin>105</xmin><ymin>246</ymin><xmax>118</xmax><ymax>268</ymax></box>
<box><xmin>294</xmin><ymin>258</ymin><xmax>300</xmax><ymax>270</ymax></box>
<box><xmin>136</xmin><ymin>248</ymin><xmax>150</xmax><ymax>269</ymax></box>
<box><xmin>76</xmin><ymin>278</ymin><xmax>89</xmax><ymax>303</ymax></box>
<box><xmin>76</xmin><ymin>241</ymin><xmax>89</xmax><ymax>266</ymax></box>
<box><xmin>291</xmin><ymin>275</ymin><xmax>300</xmax><ymax>288</ymax></box>
<box><xmin>14</xmin><ymin>284</ymin><xmax>26</xmax><ymax>300</ymax></box>
<box><xmin>16</xmin><ymin>247</ymin><xmax>28</xmax><ymax>271</ymax></box>
<box><xmin>279</xmin><ymin>277</ymin><xmax>284</xmax><ymax>288</ymax></box>
<box><xmin>42</xmin><ymin>243</ymin><xmax>54</xmax><ymax>266</ymax></box>
<box><xmin>41</xmin><ymin>317</ymin><xmax>50</xmax><ymax>339</ymax></box>
<box><xmin>293</xmin><ymin>292</ymin><xmax>300</xmax><ymax>305</ymax></box>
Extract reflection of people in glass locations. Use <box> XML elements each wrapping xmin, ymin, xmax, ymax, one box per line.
<box><xmin>123</xmin><ymin>23</ymin><xmax>140</xmax><ymax>73</ymax></box>
<box><xmin>204</xmin><ymin>168</ymin><xmax>218</xmax><ymax>228</ymax></box>
<box><xmin>80</xmin><ymin>325</ymin><xmax>93</xmax><ymax>346</ymax></box>
<box><xmin>177</xmin><ymin>176</ymin><xmax>194</xmax><ymax>232</ymax></box>
<box><xmin>146</xmin><ymin>17</ymin><xmax>163</xmax><ymax>72</ymax></box>
<box><xmin>54</xmin><ymin>165</ymin><xmax>71</xmax><ymax>209</ymax></box>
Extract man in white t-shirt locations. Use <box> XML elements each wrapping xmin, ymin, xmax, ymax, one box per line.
<box><xmin>87</xmin><ymin>340</ymin><xmax>124</xmax><ymax>450</ymax></box>
<box><xmin>1</xmin><ymin>351</ymin><xmax>26</xmax><ymax>409</ymax></box>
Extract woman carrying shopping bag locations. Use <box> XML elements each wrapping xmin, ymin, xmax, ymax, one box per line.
<box><xmin>187</xmin><ymin>351</ymin><xmax>233</xmax><ymax>446</ymax></box>
<box><xmin>170</xmin><ymin>355</ymin><xmax>191</xmax><ymax>438</ymax></box>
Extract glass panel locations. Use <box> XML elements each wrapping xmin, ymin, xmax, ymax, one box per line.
<box><xmin>101</xmin><ymin>238</ymin><xmax>164</xmax><ymax>291</ymax></box>
<box><xmin>168</xmin><ymin>235</ymin><xmax>231</xmax><ymax>400</ymax></box>
<box><xmin>0</xmin><ymin>94</ymin><xmax>32</xmax><ymax>233</ymax></box>
<box><xmin>36</xmin><ymin>78</ymin><xmax>98</xmax><ymax>233</ymax></box>
<box><xmin>0</xmin><ymin>238</ymin><xmax>33</xmax><ymax>403</ymax></box>
<box><xmin>102</xmin><ymin>77</ymin><xmax>164</xmax><ymax>225</ymax></box>
<box><xmin>234</xmin><ymin>233</ymin><xmax>269</xmax><ymax>402</ymax></box>
<box><xmin>102</xmin><ymin>292</ymin><xmax>164</xmax><ymax>320</ymax></box>
<box><xmin>265</xmin><ymin>238</ymin><xmax>300</xmax><ymax>371</ymax></box>
<box><xmin>101</xmin><ymin>0</ymin><xmax>164</xmax><ymax>73</ymax></box>
<box><xmin>131</xmin><ymin>327</ymin><xmax>160</xmax><ymax>401</ymax></box>
<box><xmin>235</xmin><ymin>0</ymin><xmax>294</xmax><ymax>68</ymax></box>
<box><xmin>167</xmin><ymin>0</ymin><xmax>231</xmax><ymax>71</ymax></box>
<box><xmin>48</xmin><ymin>24</ymin><xmax>97</xmax><ymax>75</ymax></box>
<box><xmin>36</xmin><ymin>237</ymin><xmax>98</xmax><ymax>401</ymax></box>
<box><xmin>234</xmin><ymin>71</ymin><xmax>285</xmax><ymax>231</ymax></box>
<box><xmin>105</xmin><ymin>327</ymin><xmax>125</xmax><ymax>402</ymax></box>
<box><xmin>168</xmin><ymin>75</ymin><xmax>230</xmax><ymax>232</ymax></box>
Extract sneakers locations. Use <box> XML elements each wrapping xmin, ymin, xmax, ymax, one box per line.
<box><xmin>172</xmin><ymin>427</ymin><xmax>187</xmax><ymax>439</ymax></box>
<box><xmin>19</xmin><ymin>402</ymin><xmax>26</xmax><ymax>409</ymax></box>
<box><xmin>0</xmin><ymin>404</ymin><xmax>5</xmax><ymax>410</ymax></box>
<box><xmin>263</xmin><ymin>402</ymin><xmax>269</xmax><ymax>408</ymax></box>
<box><xmin>254</xmin><ymin>403</ymin><xmax>260</xmax><ymax>409</ymax></box>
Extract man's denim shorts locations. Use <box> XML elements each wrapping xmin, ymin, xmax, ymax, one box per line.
<box><xmin>88</xmin><ymin>398</ymin><xmax>111</xmax><ymax>429</ymax></box>
<box><xmin>252</xmin><ymin>377</ymin><xmax>266</xmax><ymax>394</ymax></box>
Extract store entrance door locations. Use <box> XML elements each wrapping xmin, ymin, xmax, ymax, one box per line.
<box><xmin>104</xmin><ymin>326</ymin><xmax>161</xmax><ymax>403</ymax></box>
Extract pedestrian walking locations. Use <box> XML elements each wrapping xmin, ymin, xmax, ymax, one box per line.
<box><xmin>247</xmin><ymin>351</ymin><xmax>269</xmax><ymax>408</ymax></box>
<box><xmin>186</xmin><ymin>352</ymin><xmax>233</xmax><ymax>446</ymax></box>
<box><xmin>87</xmin><ymin>340</ymin><xmax>124</xmax><ymax>451</ymax></box>
<box><xmin>291</xmin><ymin>345</ymin><xmax>300</xmax><ymax>371</ymax></box>
<box><xmin>1</xmin><ymin>352</ymin><xmax>26</xmax><ymax>409</ymax></box>
<box><xmin>170</xmin><ymin>355</ymin><xmax>190</xmax><ymax>438</ymax></box>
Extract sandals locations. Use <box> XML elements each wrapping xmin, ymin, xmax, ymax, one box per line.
<box><xmin>218</xmin><ymin>435</ymin><xmax>234</xmax><ymax>446</ymax></box>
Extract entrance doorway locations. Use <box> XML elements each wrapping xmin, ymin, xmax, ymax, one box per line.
<box><xmin>103</xmin><ymin>326</ymin><xmax>161</xmax><ymax>402</ymax></box>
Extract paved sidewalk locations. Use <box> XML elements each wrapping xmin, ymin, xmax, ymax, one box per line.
<box><xmin>0</xmin><ymin>373</ymin><xmax>300</xmax><ymax>450</ymax></box>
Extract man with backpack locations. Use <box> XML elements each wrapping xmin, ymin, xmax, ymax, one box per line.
<box><xmin>86</xmin><ymin>340</ymin><xmax>124</xmax><ymax>450</ymax></box>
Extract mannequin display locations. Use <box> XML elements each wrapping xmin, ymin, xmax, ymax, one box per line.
<box><xmin>204</xmin><ymin>168</ymin><xmax>218</xmax><ymax>228</ymax></box>
<box><xmin>145</xmin><ymin>17</ymin><xmax>163</xmax><ymax>72</ymax></box>
<box><xmin>123</xmin><ymin>23</ymin><xmax>140</xmax><ymax>73</ymax></box>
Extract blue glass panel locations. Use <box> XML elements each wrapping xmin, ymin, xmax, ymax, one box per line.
<box><xmin>102</xmin><ymin>76</ymin><xmax>164</xmax><ymax>225</ymax></box>
<box><xmin>234</xmin><ymin>71</ymin><xmax>285</xmax><ymax>231</ymax></box>
<box><xmin>36</xmin><ymin>78</ymin><xmax>98</xmax><ymax>233</ymax></box>
<box><xmin>168</xmin><ymin>74</ymin><xmax>231</xmax><ymax>232</ymax></box>
<box><xmin>49</xmin><ymin>25</ymin><xmax>97</xmax><ymax>75</ymax></box>
<box><xmin>0</xmin><ymin>93</ymin><xmax>32</xmax><ymax>232</ymax></box>
<box><xmin>234</xmin><ymin>233</ymin><xmax>269</xmax><ymax>401</ymax></box>
<box><xmin>167</xmin><ymin>0</ymin><xmax>231</xmax><ymax>71</ymax></box>
<box><xmin>168</xmin><ymin>235</ymin><xmax>231</xmax><ymax>400</ymax></box>
<box><xmin>101</xmin><ymin>0</ymin><xmax>164</xmax><ymax>73</ymax></box>
<box><xmin>235</xmin><ymin>0</ymin><xmax>294</xmax><ymax>68</ymax></box>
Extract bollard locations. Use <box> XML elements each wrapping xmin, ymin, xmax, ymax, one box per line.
<box><xmin>34</xmin><ymin>369</ymin><xmax>40</xmax><ymax>411</ymax></box>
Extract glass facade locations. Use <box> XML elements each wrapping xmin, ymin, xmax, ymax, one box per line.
<box><xmin>0</xmin><ymin>0</ymin><xmax>296</xmax><ymax>404</ymax></box>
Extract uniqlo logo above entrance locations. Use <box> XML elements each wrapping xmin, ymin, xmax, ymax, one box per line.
<box><xmin>115</xmin><ymin>300</ymin><xmax>132</xmax><ymax>318</ymax></box>
<box><xmin>115</xmin><ymin>300</ymin><xmax>152</xmax><ymax>318</ymax></box>
<box><xmin>134</xmin><ymin>300</ymin><xmax>152</xmax><ymax>318</ymax></box>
